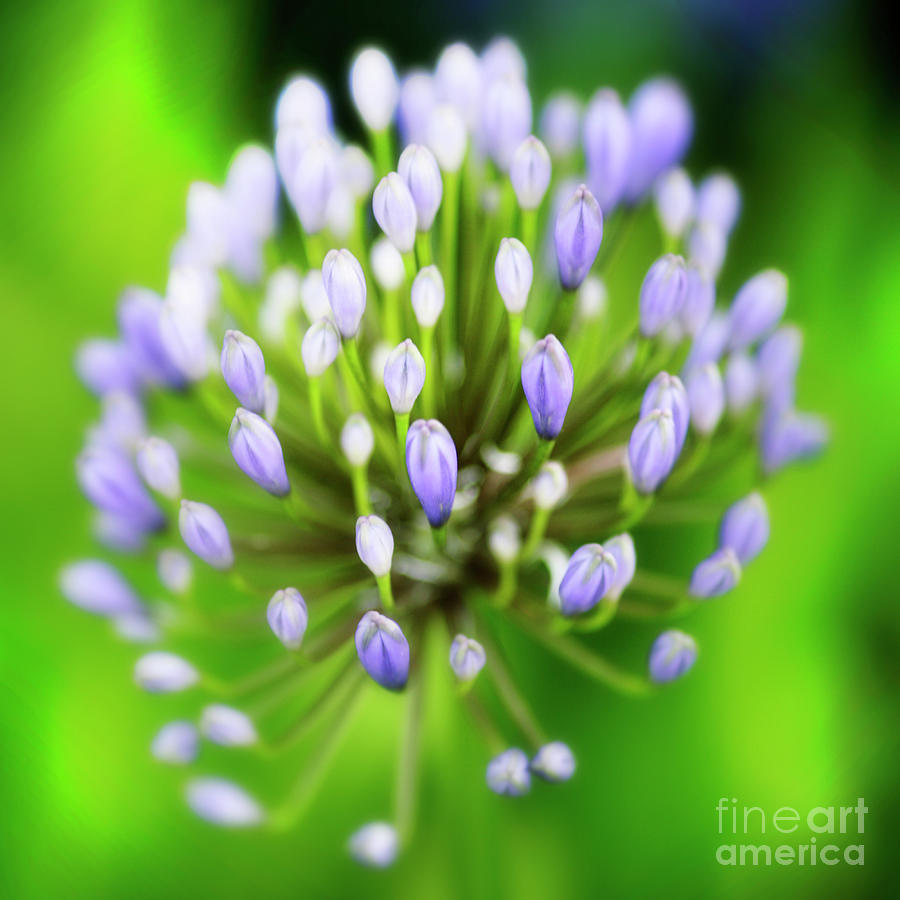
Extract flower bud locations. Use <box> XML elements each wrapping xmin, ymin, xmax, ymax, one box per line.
<box><xmin>724</xmin><ymin>352</ymin><xmax>758</xmax><ymax>415</ymax></box>
<box><xmin>200</xmin><ymin>704</ymin><xmax>258</xmax><ymax>747</ymax></box>
<box><xmin>159</xmin><ymin>297</ymin><xmax>211</xmax><ymax>382</ymax></box>
<box><xmin>481</xmin><ymin>76</ymin><xmax>532</xmax><ymax>171</ymax></box>
<box><xmin>267</xmin><ymin>587</ymin><xmax>308</xmax><ymax>649</ymax></box>
<box><xmin>259</xmin><ymin>265</ymin><xmax>302</xmax><ymax>342</ymax></box>
<box><xmin>756</xmin><ymin>325</ymin><xmax>802</xmax><ymax>397</ymax></box>
<box><xmin>370</xmin><ymin>237</ymin><xmax>406</xmax><ymax>291</ymax></box>
<box><xmin>341</xmin><ymin>414</ymin><xmax>375</xmax><ymax>468</ymax></box>
<box><xmin>373</xmin><ymin>172</ymin><xmax>417</xmax><ymax>253</ymax></box>
<box><xmin>348</xmin><ymin>822</ymin><xmax>398</xmax><ymax>869</ymax></box>
<box><xmin>406</xmin><ymin>419</ymin><xmax>458</xmax><ymax>527</ymax></box>
<box><xmin>558</xmin><ymin>543</ymin><xmax>618</xmax><ymax>616</ymax></box>
<box><xmin>648</xmin><ymin>630</ymin><xmax>697</xmax><ymax>683</ymax></box>
<box><xmin>554</xmin><ymin>185</ymin><xmax>603</xmax><ymax>291</ymax></box>
<box><xmin>482</xmin><ymin>36</ymin><xmax>527</xmax><ymax>83</ymax></box>
<box><xmin>355</xmin><ymin>610</ymin><xmax>410</xmax><ymax>690</ymax></box>
<box><xmin>575</xmin><ymin>275</ymin><xmax>608</xmax><ymax>322</ymax></box>
<box><xmin>275</xmin><ymin>75</ymin><xmax>331</xmax><ymax>133</ymax></box>
<box><xmin>689</xmin><ymin>547</ymin><xmax>741</xmax><ymax>598</ymax></box>
<box><xmin>263</xmin><ymin>375</ymin><xmax>279</xmax><ymax>424</ymax></box>
<box><xmin>383</xmin><ymin>339</ymin><xmax>426</xmax><ymax>414</ymax></box>
<box><xmin>760</xmin><ymin>411</ymin><xmax>828</xmax><ymax>473</ymax></box>
<box><xmin>97</xmin><ymin>390</ymin><xmax>146</xmax><ymax>451</ymax></box>
<box><xmin>136</xmin><ymin>437</ymin><xmax>180</xmax><ymax>499</ymax></box>
<box><xmin>228</xmin><ymin>408</ymin><xmax>290</xmax><ymax>496</ymax></box>
<box><xmin>284</xmin><ymin>137</ymin><xmax>338</xmax><ymax>236</ymax></box>
<box><xmin>426</xmin><ymin>104</ymin><xmax>467</xmax><ymax>173</ymax></box>
<box><xmin>322</xmin><ymin>248</ymin><xmax>367</xmax><ymax>339</ymax></box>
<box><xmin>486</xmin><ymin>748</ymin><xmax>531</xmax><ymax>796</ymax></box>
<box><xmin>540</xmin><ymin>92</ymin><xmax>581</xmax><ymax>159</ymax></box>
<box><xmin>185</xmin><ymin>182</ymin><xmax>230</xmax><ymax>266</ymax></box>
<box><xmin>489</xmin><ymin>516</ymin><xmax>521</xmax><ymax>563</ymax></box>
<box><xmin>521</xmin><ymin>335</ymin><xmax>574</xmax><ymax>440</ymax></box>
<box><xmin>221</xmin><ymin>330</ymin><xmax>266</xmax><ymax>413</ymax></box>
<box><xmin>356</xmin><ymin>515</ymin><xmax>394</xmax><ymax>577</ymax></box>
<box><xmin>532</xmin><ymin>460</ymin><xmax>568</xmax><ymax>510</ymax></box>
<box><xmin>639</xmin><ymin>254</ymin><xmax>687</xmax><ymax>337</ymax></box>
<box><xmin>531</xmin><ymin>742</ymin><xmax>575</xmax><ymax>782</ymax></box>
<box><xmin>157</xmin><ymin>548</ymin><xmax>192</xmax><ymax>594</ymax></box>
<box><xmin>410</xmin><ymin>265</ymin><xmax>445</xmax><ymax>327</ymax></box>
<box><xmin>59</xmin><ymin>559</ymin><xmax>143</xmax><ymax>617</ymax></box>
<box><xmin>75</xmin><ymin>339</ymin><xmax>139</xmax><ymax>396</ymax></box>
<box><xmin>683</xmin><ymin>311</ymin><xmax>729</xmax><ymax>374</ymax></box>
<box><xmin>225</xmin><ymin>145</ymin><xmax>278</xmax><ymax>241</ymax></box>
<box><xmin>449</xmin><ymin>634</ymin><xmax>486</xmax><ymax>682</ymax></box>
<box><xmin>435</xmin><ymin>42</ymin><xmax>481</xmax><ymax>127</ymax></box>
<box><xmin>628</xmin><ymin>409</ymin><xmax>677</xmax><ymax>494</ymax></box>
<box><xmin>719</xmin><ymin>492</ymin><xmax>769</xmax><ymax>564</ymax></box>
<box><xmin>93</xmin><ymin>512</ymin><xmax>148</xmax><ymax>553</ymax></box>
<box><xmin>117</xmin><ymin>287</ymin><xmax>184</xmax><ymax>387</ymax></box>
<box><xmin>179</xmin><ymin>500</ymin><xmax>233</xmax><ymax>570</ymax></box>
<box><xmin>398</xmin><ymin>71</ymin><xmax>436</xmax><ymax>144</ymax></box>
<box><xmin>135</xmin><ymin>651</ymin><xmax>198</xmax><ymax>693</ymax></box>
<box><xmin>495</xmin><ymin>238</ymin><xmax>533</xmax><ymax>314</ymax></box>
<box><xmin>583</xmin><ymin>89</ymin><xmax>632</xmax><ymax>212</ymax></box>
<box><xmin>299</xmin><ymin>268</ymin><xmax>332</xmax><ymax>322</ymax></box>
<box><xmin>350</xmin><ymin>47</ymin><xmax>399</xmax><ymax>132</ymax></box>
<box><xmin>151</xmin><ymin>721</ymin><xmax>199</xmax><ymax>765</ymax></box>
<box><xmin>640</xmin><ymin>372</ymin><xmax>690</xmax><ymax>455</ymax></box>
<box><xmin>301</xmin><ymin>318</ymin><xmax>340</xmax><ymax>376</ymax></box>
<box><xmin>398</xmin><ymin>144</ymin><xmax>442</xmax><ymax>231</ymax></box>
<box><xmin>510</xmin><ymin>136</ymin><xmax>551</xmax><ymax>210</ymax></box>
<box><xmin>696</xmin><ymin>172</ymin><xmax>741</xmax><ymax>234</ymax></box>
<box><xmin>654</xmin><ymin>168</ymin><xmax>694</xmax><ymax>238</ymax></box>
<box><xmin>605</xmin><ymin>533</ymin><xmax>636</xmax><ymax>601</ymax></box>
<box><xmin>680</xmin><ymin>263</ymin><xmax>715</xmax><ymax>337</ymax></box>
<box><xmin>687</xmin><ymin>221</ymin><xmax>727</xmax><ymax>278</ymax></box>
<box><xmin>685</xmin><ymin>362</ymin><xmax>725</xmax><ymax>435</ymax></box>
<box><xmin>186</xmin><ymin>777</ymin><xmax>263</xmax><ymax>827</ymax></box>
<box><xmin>728</xmin><ymin>269</ymin><xmax>788</xmax><ymax>351</ymax></box>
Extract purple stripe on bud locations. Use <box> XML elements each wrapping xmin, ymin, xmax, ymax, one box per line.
<box><xmin>628</xmin><ymin>409</ymin><xmax>677</xmax><ymax>494</ymax></box>
<box><xmin>558</xmin><ymin>543</ymin><xmax>618</xmax><ymax>616</ymax></box>
<box><xmin>383</xmin><ymin>339</ymin><xmax>425</xmax><ymax>414</ymax></box>
<box><xmin>228</xmin><ymin>408</ymin><xmax>290</xmax><ymax>496</ymax></box>
<box><xmin>641</xmin><ymin>372</ymin><xmax>690</xmax><ymax>455</ymax></box>
<box><xmin>720</xmin><ymin>492</ymin><xmax>769</xmax><ymax>564</ymax></box>
<box><xmin>554</xmin><ymin>185</ymin><xmax>603</xmax><ymax>291</ymax></box>
<box><xmin>179</xmin><ymin>500</ymin><xmax>233</xmax><ymax>570</ymax></box>
<box><xmin>689</xmin><ymin>547</ymin><xmax>741</xmax><ymax>598</ymax></box>
<box><xmin>221</xmin><ymin>330</ymin><xmax>266</xmax><ymax>412</ymax></box>
<box><xmin>521</xmin><ymin>334</ymin><xmax>574</xmax><ymax>440</ymax></box>
<box><xmin>267</xmin><ymin>587</ymin><xmax>308</xmax><ymax>649</ymax></box>
<box><xmin>406</xmin><ymin>419</ymin><xmax>458</xmax><ymax>527</ymax></box>
<box><xmin>355</xmin><ymin>610</ymin><xmax>410</xmax><ymax>690</ymax></box>
<box><xmin>486</xmin><ymin>748</ymin><xmax>531</xmax><ymax>796</ymax></box>
<box><xmin>648</xmin><ymin>630</ymin><xmax>697</xmax><ymax>683</ymax></box>
<box><xmin>639</xmin><ymin>254</ymin><xmax>688</xmax><ymax>337</ymax></box>
<box><xmin>728</xmin><ymin>269</ymin><xmax>787</xmax><ymax>351</ymax></box>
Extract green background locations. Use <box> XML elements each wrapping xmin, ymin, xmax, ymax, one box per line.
<box><xmin>2</xmin><ymin>0</ymin><xmax>898</xmax><ymax>897</ymax></box>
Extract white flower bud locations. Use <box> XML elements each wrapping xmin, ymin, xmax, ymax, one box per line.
<box><xmin>186</xmin><ymin>777</ymin><xmax>264</xmax><ymax>828</ymax></box>
<box><xmin>136</xmin><ymin>437</ymin><xmax>181</xmax><ymax>499</ymax></box>
<box><xmin>531</xmin><ymin>741</ymin><xmax>576</xmax><ymax>782</ymax></box>
<box><xmin>510</xmin><ymin>136</ymin><xmax>551</xmax><ymax>210</ymax></box>
<box><xmin>259</xmin><ymin>265</ymin><xmax>302</xmax><ymax>342</ymax></box>
<box><xmin>157</xmin><ymin>548</ymin><xmax>192</xmax><ymax>594</ymax></box>
<box><xmin>200</xmin><ymin>704</ymin><xmax>258</xmax><ymax>747</ymax></box>
<box><xmin>434</xmin><ymin>42</ymin><xmax>481</xmax><ymax>127</ymax></box>
<box><xmin>355</xmin><ymin>515</ymin><xmax>394</xmax><ymax>577</ymax></box>
<box><xmin>532</xmin><ymin>461</ymin><xmax>568</xmax><ymax>509</ymax></box>
<box><xmin>575</xmin><ymin>275</ymin><xmax>608</xmax><ymax>322</ymax></box>
<box><xmin>373</xmin><ymin>172</ymin><xmax>418</xmax><ymax>253</ymax></box>
<box><xmin>370</xmin><ymin>237</ymin><xmax>405</xmax><ymax>291</ymax></box>
<box><xmin>383</xmin><ymin>339</ymin><xmax>426</xmax><ymax>414</ymax></box>
<box><xmin>398</xmin><ymin>144</ymin><xmax>443</xmax><ymax>231</ymax></box>
<box><xmin>426</xmin><ymin>104</ymin><xmax>467</xmax><ymax>173</ymax></box>
<box><xmin>299</xmin><ymin>268</ymin><xmax>332</xmax><ymax>322</ymax></box>
<box><xmin>348</xmin><ymin>822</ymin><xmax>398</xmax><ymax>868</ymax></box>
<box><xmin>489</xmin><ymin>515</ymin><xmax>521</xmax><ymax>563</ymax></box>
<box><xmin>494</xmin><ymin>237</ymin><xmax>533</xmax><ymax>314</ymax></box>
<box><xmin>151</xmin><ymin>721</ymin><xmax>199</xmax><ymax>765</ymax></box>
<box><xmin>410</xmin><ymin>265</ymin><xmax>444</xmax><ymax>327</ymax></box>
<box><xmin>301</xmin><ymin>318</ymin><xmax>340</xmax><ymax>376</ymax></box>
<box><xmin>341</xmin><ymin>413</ymin><xmax>374</xmax><ymax>467</ymax></box>
<box><xmin>322</xmin><ymin>248</ymin><xmax>367</xmax><ymax>338</ymax></box>
<box><xmin>340</xmin><ymin>144</ymin><xmax>375</xmax><ymax>198</ymax></box>
<box><xmin>267</xmin><ymin>588</ymin><xmax>308</xmax><ymax>649</ymax></box>
<box><xmin>449</xmin><ymin>634</ymin><xmax>486</xmax><ymax>682</ymax></box>
<box><xmin>654</xmin><ymin>167</ymin><xmax>695</xmax><ymax>238</ymax></box>
<box><xmin>275</xmin><ymin>75</ymin><xmax>331</xmax><ymax>133</ymax></box>
<box><xmin>134</xmin><ymin>651</ymin><xmax>198</xmax><ymax>693</ymax></box>
<box><xmin>350</xmin><ymin>47</ymin><xmax>399</xmax><ymax>132</ymax></box>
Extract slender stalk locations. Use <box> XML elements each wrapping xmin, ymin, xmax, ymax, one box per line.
<box><xmin>308</xmin><ymin>376</ymin><xmax>328</xmax><ymax>445</ymax></box>
<box><xmin>494</xmin><ymin>560</ymin><xmax>517</xmax><ymax>608</ymax></box>
<box><xmin>394</xmin><ymin>667</ymin><xmax>424</xmax><ymax>843</ymax></box>
<box><xmin>375</xmin><ymin>573</ymin><xmax>395</xmax><ymax>610</ymax></box>
<box><xmin>415</xmin><ymin>231</ymin><xmax>432</xmax><ymax>267</ymax></box>
<box><xmin>350</xmin><ymin>464</ymin><xmax>372</xmax><ymax>516</ymax></box>
<box><xmin>440</xmin><ymin>168</ymin><xmax>460</xmax><ymax>355</ymax></box>
<box><xmin>419</xmin><ymin>323</ymin><xmax>436</xmax><ymax>416</ymax></box>
<box><xmin>371</xmin><ymin>128</ymin><xmax>394</xmax><ymax>179</ymax></box>
<box><xmin>394</xmin><ymin>412</ymin><xmax>410</xmax><ymax>458</ymax></box>
<box><xmin>520</xmin><ymin>505</ymin><xmax>550</xmax><ymax>561</ymax></box>
<box><xmin>507</xmin><ymin>311</ymin><xmax>523</xmax><ymax>382</ymax></box>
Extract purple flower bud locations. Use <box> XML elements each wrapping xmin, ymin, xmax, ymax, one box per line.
<box><xmin>605</xmin><ymin>533</ymin><xmax>636</xmax><ymax>601</ymax></box>
<box><xmin>136</xmin><ymin>437</ymin><xmax>180</xmax><ymax>499</ymax></box>
<box><xmin>158</xmin><ymin>298</ymin><xmax>211</xmax><ymax>382</ymax></box>
<box><xmin>301</xmin><ymin>318</ymin><xmax>340</xmax><ymax>376</ymax></box>
<box><xmin>449</xmin><ymin>634</ymin><xmax>486</xmax><ymax>682</ymax></box>
<box><xmin>135</xmin><ymin>651</ymin><xmax>198</xmax><ymax>693</ymax></box>
<box><xmin>221</xmin><ymin>330</ymin><xmax>266</xmax><ymax>413</ymax></box>
<box><xmin>554</xmin><ymin>185</ymin><xmax>603</xmax><ymax>291</ymax></box>
<box><xmin>723</xmin><ymin>352</ymin><xmax>758</xmax><ymax>415</ymax></box>
<box><xmin>410</xmin><ymin>265</ymin><xmax>445</xmax><ymax>327</ymax></box>
<box><xmin>510</xmin><ymin>136</ymin><xmax>551</xmax><ymax>210</ymax></box>
<box><xmin>228</xmin><ymin>408</ymin><xmax>290</xmax><ymax>496</ymax></box>
<box><xmin>349</xmin><ymin>822</ymin><xmax>398</xmax><ymax>869</ymax></box>
<box><xmin>341</xmin><ymin>414</ymin><xmax>375</xmax><ymax>467</ymax></box>
<box><xmin>482</xmin><ymin>36</ymin><xmax>527</xmax><ymax>82</ymax></box>
<box><xmin>696</xmin><ymin>172</ymin><xmax>741</xmax><ymax>235</ymax></box>
<box><xmin>267</xmin><ymin>587</ymin><xmax>308</xmax><ymax>649</ymax></box>
<box><xmin>186</xmin><ymin>777</ymin><xmax>263</xmax><ymax>827</ymax></box>
<box><xmin>398</xmin><ymin>144</ymin><xmax>442</xmax><ymax>231</ymax></box>
<box><xmin>426</xmin><ymin>104</ymin><xmax>467</xmax><ymax>173</ymax></box>
<box><xmin>628</xmin><ymin>409</ymin><xmax>677</xmax><ymax>494</ymax></box>
<box><xmin>558</xmin><ymin>543</ymin><xmax>618</xmax><ymax>616</ymax></box>
<box><xmin>98</xmin><ymin>391</ymin><xmax>146</xmax><ymax>450</ymax></box>
<box><xmin>435</xmin><ymin>42</ymin><xmax>481</xmax><ymax>128</ymax></box>
<box><xmin>494</xmin><ymin>238</ymin><xmax>533</xmax><ymax>315</ymax></box>
<box><xmin>275</xmin><ymin>75</ymin><xmax>331</xmax><ymax>133</ymax></box>
<box><xmin>284</xmin><ymin>137</ymin><xmax>338</xmax><ymax>237</ymax></box>
<box><xmin>760</xmin><ymin>411</ymin><xmax>828</xmax><ymax>473</ymax></box>
<box><xmin>406</xmin><ymin>419</ymin><xmax>457</xmax><ymax>527</ymax></box>
<box><xmin>157</xmin><ymin>548</ymin><xmax>192</xmax><ymax>594</ymax></box>
<box><xmin>350</xmin><ymin>47</ymin><xmax>398</xmax><ymax>132</ymax></box>
<box><xmin>720</xmin><ymin>492</ymin><xmax>769</xmax><ymax>564</ymax></box>
<box><xmin>680</xmin><ymin>263</ymin><xmax>715</xmax><ymax>337</ymax></box>
<box><xmin>685</xmin><ymin>363</ymin><xmax>725</xmax><ymax>435</ymax></box>
<box><xmin>225</xmin><ymin>145</ymin><xmax>278</xmax><ymax>242</ymax></box>
<box><xmin>639</xmin><ymin>254</ymin><xmax>688</xmax><ymax>337</ymax></box>
<box><xmin>756</xmin><ymin>325</ymin><xmax>802</xmax><ymax>397</ymax></box>
<box><xmin>321</xmin><ymin>248</ymin><xmax>367</xmax><ymax>339</ymax></box>
<box><xmin>373</xmin><ymin>172</ymin><xmax>417</xmax><ymax>253</ymax></box>
<box><xmin>531</xmin><ymin>742</ymin><xmax>575</xmax><ymax>782</ymax></box>
<box><xmin>583</xmin><ymin>89</ymin><xmax>632</xmax><ymax>213</ymax></box>
<box><xmin>356</xmin><ymin>515</ymin><xmax>394</xmax><ymax>577</ymax></box>
<box><xmin>687</xmin><ymin>221</ymin><xmax>727</xmax><ymax>278</ymax></box>
<box><xmin>481</xmin><ymin>76</ymin><xmax>532</xmax><ymax>171</ymax></box>
<box><xmin>93</xmin><ymin>511</ymin><xmax>149</xmax><ymax>553</ymax></box>
<box><xmin>654</xmin><ymin>168</ymin><xmax>695</xmax><ymax>238</ymax></box>
<box><xmin>486</xmin><ymin>748</ymin><xmax>531</xmax><ymax>796</ymax></box>
<box><xmin>75</xmin><ymin>339</ymin><xmax>139</xmax><ymax>396</ymax></box>
<box><xmin>398</xmin><ymin>71</ymin><xmax>436</xmax><ymax>144</ymax></box>
<box><xmin>648</xmin><ymin>630</ymin><xmax>697</xmax><ymax>683</ymax></box>
<box><xmin>383</xmin><ymin>339</ymin><xmax>425</xmax><ymax>414</ymax></box>
<box><xmin>179</xmin><ymin>500</ymin><xmax>233</xmax><ymax>570</ymax></box>
<box><xmin>59</xmin><ymin>559</ymin><xmax>144</xmax><ymax>618</ymax></box>
<box><xmin>689</xmin><ymin>547</ymin><xmax>741</xmax><ymax>598</ymax></box>
<box><xmin>728</xmin><ymin>269</ymin><xmax>788</xmax><ymax>351</ymax></box>
<box><xmin>200</xmin><ymin>704</ymin><xmax>258</xmax><ymax>747</ymax></box>
<box><xmin>641</xmin><ymin>372</ymin><xmax>690</xmax><ymax>455</ymax></box>
<box><xmin>185</xmin><ymin>182</ymin><xmax>230</xmax><ymax>266</ymax></box>
<box><xmin>117</xmin><ymin>287</ymin><xmax>184</xmax><ymax>387</ymax></box>
<box><xmin>152</xmin><ymin>721</ymin><xmax>199</xmax><ymax>765</ymax></box>
<box><xmin>540</xmin><ymin>92</ymin><xmax>581</xmax><ymax>159</ymax></box>
<box><xmin>625</xmin><ymin>78</ymin><xmax>693</xmax><ymax>201</ymax></box>
<box><xmin>355</xmin><ymin>610</ymin><xmax>410</xmax><ymax>690</ymax></box>
<box><xmin>683</xmin><ymin>310</ymin><xmax>729</xmax><ymax>375</ymax></box>
<box><xmin>521</xmin><ymin>335</ymin><xmax>574</xmax><ymax>440</ymax></box>
<box><xmin>117</xmin><ymin>612</ymin><xmax>161</xmax><ymax>644</ymax></box>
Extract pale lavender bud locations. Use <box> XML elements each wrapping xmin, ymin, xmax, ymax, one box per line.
<box><xmin>370</xmin><ymin>341</ymin><xmax>392</xmax><ymax>384</ymax></box>
<box><xmin>724</xmin><ymin>353</ymin><xmax>758</xmax><ymax>415</ymax></box>
<box><xmin>301</xmin><ymin>318</ymin><xmax>340</xmax><ymax>376</ymax></box>
<box><xmin>640</xmin><ymin>372</ymin><xmax>690</xmax><ymax>454</ymax></box>
<box><xmin>510</xmin><ymin>136</ymin><xmax>551</xmax><ymax>210</ymax></box>
<box><xmin>114</xmin><ymin>611</ymin><xmax>159</xmax><ymax>643</ymax></box>
<box><xmin>263</xmin><ymin>375</ymin><xmax>279</xmax><ymax>424</ymax></box>
<box><xmin>186</xmin><ymin>777</ymin><xmax>263</xmax><ymax>827</ymax></box>
<box><xmin>605</xmin><ymin>533</ymin><xmax>636</xmax><ymax>601</ymax></box>
<box><xmin>720</xmin><ymin>492</ymin><xmax>769</xmax><ymax>564</ymax></box>
<box><xmin>756</xmin><ymin>325</ymin><xmax>802</xmax><ymax>397</ymax></box>
<box><xmin>399</xmin><ymin>71</ymin><xmax>436</xmax><ymax>144</ymax></box>
<box><xmin>648</xmin><ymin>630</ymin><xmax>697</xmax><ymax>683</ymax></box>
<box><xmin>639</xmin><ymin>254</ymin><xmax>688</xmax><ymax>337</ymax></box>
<box><xmin>575</xmin><ymin>276</ymin><xmax>608</xmax><ymax>322</ymax></box>
<box><xmin>398</xmin><ymin>144</ymin><xmax>442</xmax><ymax>231</ymax></box>
<box><xmin>486</xmin><ymin>748</ymin><xmax>531</xmax><ymax>796</ymax></box>
<box><xmin>532</xmin><ymin>460</ymin><xmax>568</xmax><ymax>509</ymax></box>
<box><xmin>356</xmin><ymin>515</ymin><xmax>394</xmax><ymax>577</ymax></box>
<box><xmin>689</xmin><ymin>547</ymin><xmax>741</xmax><ymax>598</ymax></box>
<box><xmin>687</xmin><ymin>222</ymin><xmax>727</xmax><ymax>278</ymax></box>
<box><xmin>299</xmin><ymin>269</ymin><xmax>331</xmax><ymax>322</ymax></box>
<box><xmin>136</xmin><ymin>437</ymin><xmax>180</xmax><ymax>499</ymax></box>
<box><xmin>76</xmin><ymin>443</ymin><xmax>163</xmax><ymax>527</ymax></box>
<box><xmin>185</xmin><ymin>182</ymin><xmax>230</xmax><ymax>266</ymax></box>
<box><xmin>135</xmin><ymin>651</ymin><xmax>198</xmax><ymax>693</ymax></box>
<box><xmin>221</xmin><ymin>330</ymin><xmax>266</xmax><ymax>413</ymax></box>
<box><xmin>340</xmin><ymin>144</ymin><xmax>375</xmax><ymax>198</ymax></box>
<box><xmin>654</xmin><ymin>168</ymin><xmax>695</xmax><ymax>238</ymax></box>
<box><xmin>625</xmin><ymin>78</ymin><xmax>693</xmax><ymax>201</ymax></box>
<box><xmin>98</xmin><ymin>390</ymin><xmax>146</xmax><ymax>450</ymax></box>
<box><xmin>449</xmin><ymin>634</ymin><xmax>486</xmax><ymax>682</ymax></box>
<box><xmin>729</xmin><ymin>269</ymin><xmax>787</xmax><ymax>350</ymax></box>
<box><xmin>696</xmin><ymin>172</ymin><xmax>741</xmax><ymax>234</ymax></box>
<box><xmin>531</xmin><ymin>742</ymin><xmax>575</xmax><ymax>782</ymax></box>
<box><xmin>285</xmin><ymin>137</ymin><xmax>338</xmax><ymax>236</ymax></box>
<box><xmin>275</xmin><ymin>75</ymin><xmax>331</xmax><ymax>133</ymax></box>
<box><xmin>435</xmin><ymin>42</ymin><xmax>481</xmax><ymax>128</ymax></box>
<box><xmin>75</xmin><ymin>339</ymin><xmax>138</xmax><ymax>395</ymax></box>
<box><xmin>521</xmin><ymin>335</ymin><xmax>574</xmax><ymax>440</ymax></box>
<box><xmin>406</xmin><ymin>419</ymin><xmax>458</xmax><ymax>527</ymax></box>
<box><xmin>179</xmin><ymin>500</ymin><xmax>233</xmax><ymax>570</ymax></box>
<box><xmin>350</xmin><ymin>47</ymin><xmax>399</xmax><ymax>132</ymax></box>
<box><xmin>482</xmin><ymin>37</ymin><xmax>527</xmax><ymax>83</ymax></box>
<box><xmin>494</xmin><ymin>238</ymin><xmax>533</xmax><ymax>315</ymax></box>
<box><xmin>167</xmin><ymin>263</ymin><xmax>220</xmax><ymax>322</ymax></box>
<box><xmin>267</xmin><ymin>587</ymin><xmax>308</xmax><ymax>649</ymax></box>
<box><xmin>481</xmin><ymin>76</ymin><xmax>532</xmax><ymax>171</ymax></box>
<box><xmin>684</xmin><ymin>311</ymin><xmax>729</xmax><ymax>374</ymax></box>
<box><xmin>200</xmin><ymin>704</ymin><xmax>258</xmax><ymax>747</ymax></box>
<box><xmin>488</xmin><ymin>516</ymin><xmax>521</xmax><ymax>563</ymax></box>
<box><xmin>349</xmin><ymin>822</ymin><xmax>398</xmax><ymax>869</ymax></box>
<box><xmin>59</xmin><ymin>559</ymin><xmax>143</xmax><ymax>617</ymax></box>
<box><xmin>628</xmin><ymin>409</ymin><xmax>677</xmax><ymax>494</ymax></box>
<box><xmin>152</xmin><ymin>721</ymin><xmax>199</xmax><ymax>765</ymax></box>
<box><xmin>341</xmin><ymin>414</ymin><xmax>374</xmax><ymax>467</ymax></box>
<box><xmin>93</xmin><ymin>511</ymin><xmax>148</xmax><ymax>553</ymax></box>
<box><xmin>373</xmin><ymin>172</ymin><xmax>417</xmax><ymax>253</ymax></box>
<box><xmin>554</xmin><ymin>185</ymin><xmax>603</xmax><ymax>290</ymax></box>
<box><xmin>228</xmin><ymin>408</ymin><xmax>290</xmax><ymax>496</ymax></box>
<box><xmin>225</xmin><ymin>145</ymin><xmax>278</xmax><ymax>240</ymax></box>
<box><xmin>159</xmin><ymin>298</ymin><xmax>211</xmax><ymax>382</ymax></box>
<box><xmin>322</xmin><ymin>248</ymin><xmax>367</xmax><ymax>338</ymax></box>
<box><xmin>355</xmin><ymin>610</ymin><xmax>410</xmax><ymax>690</ymax></box>
<box><xmin>760</xmin><ymin>411</ymin><xmax>828</xmax><ymax>473</ymax></box>
<box><xmin>685</xmin><ymin>362</ymin><xmax>725</xmax><ymax>435</ymax></box>
<box><xmin>383</xmin><ymin>339</ymin><xmax>425</xmax><ymax>414</ymax></box>
<box><xmin>117</xmin><ymin>287</ymin><xmax>184</xmax><ymax>386</ymax></box>
<box><xmin>410</xmin><ymin>265</ymin><xmax>445</xmax><ymax>327</ymax></box>
<box><xmin>558</xmin><ymin>543</ymin><xmax>618</xmax><ymax>616</ymax></box>
<box><xmin>540</xmin><ymin>92</ymin><xmax>581</xmax><ymax>159</ymax></box>
<box><xmin>426</xmin><ymin>104</ymin><xmax>467</xmax><ymax>173</ymax></box>
<box><xmin>583</xmin><ymin>89</ymin><xmax>632</xmax><ymax>213</ymax></box>
<box><xmin>370</xmin><ymin>237</ymin><xmax>406</xmax><ymax>291</ymax></box>
<box><xmin>325</xmin><ymin>184</ymin><xmax>355</xmax><ymax>241</ymax></box>
<box><xmin>680</xmin><ymin>263</ymin><xmax>715</xmax><ymax>337</ymax></box>
<box><xmin>157</xmin><ymin>548</ymin><xmax>192</xmax><ymax>594</ymax></box>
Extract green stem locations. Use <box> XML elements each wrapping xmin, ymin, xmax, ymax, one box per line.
<box><xmin>394</xmin><ymin>668</ymin><xmax>424</xmax><ymax>844</ymax></box>
<box><xmin>521</xmin><ymin>207</ymin><xmax>538</xmax><ymax>255</ymax></box>
<box><xmin>432</xmin><ymin>524</ymin><xmax>447</xmax><ymax>551</ymax></box>
<box><xmin>394</xmin><ymin>412</ymin><xmax>410</xmax><ymax>458</ymax></box>
<box><xmin>375</xmin><ymin>572</ymin><xmax>395</xmax><ymax>610</ymax></box>
<box><xmin>308</xmin><ymin>376</ymin><xmax>328</xmax><ymax>445</ymax></box>
<box><xmin>415</xmin><ymin>231</ymin><xmax>433</xmax><ymax>267</ymax></box>
<box><xmin>371</xmin><ymin>128</ymin><xmax>394</xmax><ymax>179</ymax></box>
<box><xmin>420</xmin><ymin>323</ymin><xmax>436</xmax><ymax>416</ymax></box>
<box><xmin>350</xmin><ymin>464</ymin><xmax>372</xmax><ymax>516</ymax></box>
<box><xmin>440</xmin><ymin>169</ymin><xmax>460</xmax><ymax>364</ymax></box>
<box><xmin>494</xmin><ymin>560</ymin><xmax>517</xmax><ymax>608</ymax></box>
<box><xmin>402</xmin><ymin>250</ymin><xmax>418</xmax><ymax>282</ymax></box>
<box><xmin>520</xmin><ymin>505</ymin><xmax>550</xmax><ymax>561</ymax></box>
<box><xmin>507</xmin><ymin>311</ymin><xmax>523</xmax><ymax>382</ymax></box>
<box><xmin>383</xmin><ymin>288</ymin><xmax>402</xmax><ymax>345</ymax></box>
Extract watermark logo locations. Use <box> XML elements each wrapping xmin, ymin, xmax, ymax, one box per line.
<box><xmin>715</xmin><ymin>798</ymin><xmax>866</xmax><ymax>867</ymax></box>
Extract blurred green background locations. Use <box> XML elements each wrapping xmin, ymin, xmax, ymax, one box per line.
<box><xmin>2</xmin><ymin>0</ymin><xmax>899</xmax><ymax>897</ymax></box>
